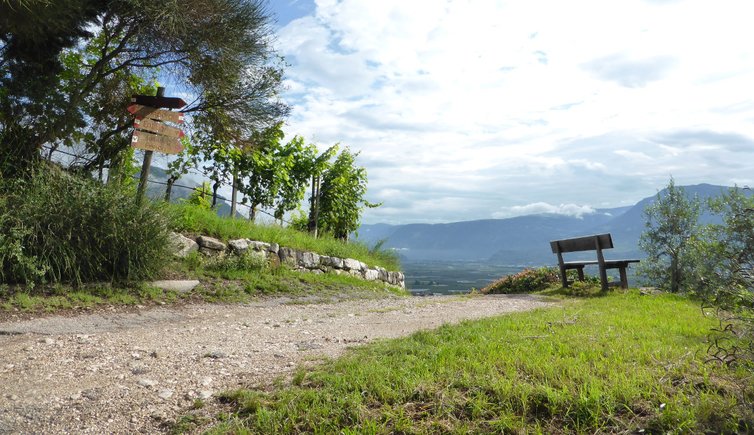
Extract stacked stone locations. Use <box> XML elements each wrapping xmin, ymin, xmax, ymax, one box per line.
<box><xmin>168</xmin><ymin>233</ymin><xmax>405</xmax><ymax>288</ymax></box>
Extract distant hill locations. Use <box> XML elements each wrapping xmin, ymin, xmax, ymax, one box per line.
<box><xmin>357</xmin><ymin>184</ymin><xmax>736</xmax><ymax>265</ymax></box>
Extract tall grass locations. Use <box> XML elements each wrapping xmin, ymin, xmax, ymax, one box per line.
<box><xmin>0</xmin><ymin>168</ymin><xmax>171</xmax><ymax>284</ymax></box>
<box><xmin>168</xmin><ymin>203</ymin><xmax>400</xmax><ymax>271</ymax></box>
<box><xmin>205</xmin><ymin>292</ymin><xmax>753</xmax><ymax>434</ymax></box>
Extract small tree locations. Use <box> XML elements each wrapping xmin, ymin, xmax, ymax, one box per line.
<box><xmin>1</xmin><ymin>0</ymin><xmax>289</xmax><ymax>176</ymax></box>
<box><xmin>638</xmin><ymin>177</ymin><xmax>701</xmax><ymax>292</ymax></box>
<box><xmin>676</xmin><ymin>187</ymin><xmax>754</xmax><ymax>366</ymax></box>
<box><xmin>237</xmin><ymin>124</ymin><xmax>286</xmax><ymax>222</ymax></box>
<box><xmin>306</xmin><ymin>145</ymin><xmax>339</xmax><ymax>237</ymax></box>
<box><xmin>317</xmin><ymin>148</ymin><xmax>380</xmax><ymax>241</ymax></box>
<box><xmin>271</xmin><ymin>136</ymin><xmax>318</xmax><ymax>223</ymax></box>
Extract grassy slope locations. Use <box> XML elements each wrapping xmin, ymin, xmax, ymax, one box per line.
<box><xmin>198</xmin><ymin>291</ymin><xmax>752</xmax><ymax>434</ymax></box>
<box><xmin>0</xmin><ymin>204</ymin><xmax>405</xmax><ymax>313</ymax></box>
<box><xmin>169</xmin><ymin>204</ymin><xmax>400</xmax><ymax>271</ymax></box>
<box><xmin>0</xmin><ymin>266</ymin><xmax>407</xmax><ymax>315</ymax></box>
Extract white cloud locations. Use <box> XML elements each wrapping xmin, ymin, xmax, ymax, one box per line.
<box><xmin>273</xmin><ymin>0</ymin><xmax>754</xmax><ymax>224</ymax></box>
<box><xmin>493</xmin><ymin>203</ymin><xmax>596</xmax><ymax>219</ymax></box>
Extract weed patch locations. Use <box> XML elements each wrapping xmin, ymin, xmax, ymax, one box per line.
<box><xmin>0</xmin><ymin>169</ymin><xmax>170</xmax><ymax>285</ymax></box>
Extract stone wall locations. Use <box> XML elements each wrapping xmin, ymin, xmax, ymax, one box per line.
<box><xmin>169</xmin><ymin>233</ymin><xmax>405</xmax><ymax>288</ymax></box>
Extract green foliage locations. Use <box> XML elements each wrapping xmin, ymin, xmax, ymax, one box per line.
<box><xmin>287</xmin><ymin>209</ymin><xmax>310</xmax><ymax>233</ymax></box>
<box><xmin>186</xmin><ymin>182</ymin><xmax>213</xmax><ymax>210</ymax></box>
<box><xmin>235</xmin><ymin>123</ymin><xmax>287</xmax><ymax>220</ymax></box>
<box><xmin>204</xmin><ymin>251</ymin><xmax>268</xmax><ymax>274</ymax></box>
<box><xmin>271</xmin><ymin>135</ymin><xmax>319</xmax><ymax>221</ymax></box>
<box><xmin>0</xmin><ymin>198</ymin><xmax>48</xmax><ymax>284</ymax></box>
<box><xmin>306</xmin><ymin>144</ymin><xmax>339</xmax><ymax>235</ymax></box>
<box><xmin>164</xmin><ymin>137</ymin><xmax>198</xmax><ymax>200</ymax></box>
<box><xmin>1</xmin><ymin>0</ymin><xmax>288</xmax><ymax>175</ymax></box>
<box><xmin>318</xmin><ymin>148</ymin><xmax>380</xmax><ymax>241</ymax></box>
<box><xmin>482</xmin><ymin>267</ymin><xmax>560</xmax><ymax>294</ymax></box>
<box><xmin>204</xmin><ymin>292</ymin><xmax>753</xmax><ymax>434</ymax></box>
<box><xmin>636</xmin><ymin>182</ymin><xmax>754</xmax><ymax>365</ymax></box>
<box><xmin>0</xmin><ymin>168</ymin><xmax>171</xmax><ymax>284</ymax></box>
<box><xmin>684</xmin><ymin>187</ymin><xmax>754</xmax><ymax>365</ymax></box>
<box><xmin>638</xmin><ymin>177</ymin><xmax>701</xmax><ymax>292</ymax></box>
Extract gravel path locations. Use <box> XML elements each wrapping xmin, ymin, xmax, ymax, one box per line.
<box><xmin>0</xmin><ymin>294</ymin><xmax>553</xmax><ymax>434</ymax></box>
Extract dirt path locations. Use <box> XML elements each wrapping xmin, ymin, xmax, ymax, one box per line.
<box><xmin>0</xmin><ymin>294</ymin><xmax>553</xmax><ymax>434</ymax></box>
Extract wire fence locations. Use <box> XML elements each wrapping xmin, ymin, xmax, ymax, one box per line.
<box><xmin>40</xmin><ymin>145</ymin><xmax>294</xmax><ymax>224</ymax></box>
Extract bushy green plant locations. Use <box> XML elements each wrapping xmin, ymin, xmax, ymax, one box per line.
<box><xmin>482</xmin><ymin>267</ymin><xmax>560</xmax><ymax>294</ymax></box>
<box><xmin>683</xmin><ymin>187</ymin><xmax>754</xmax><ymax>365</ymax></box>
<box><xmin>186</xmin><ymin>181</ymin><xmax>213</xmax><ymax>210</ymax></box>
<box><xmin>638</xmin><ymin>178</ymin><xmax>701</xmax><ymax>293</ymax></box>
<box><xmin>205</xmin><ymin>251</ymin><xmax>268</xmax><ymax>273</ymax></box>
<box><xmin>0</xmin><ymin>168</ymin><xmax>171</xmax><ymax>284</ymax></box>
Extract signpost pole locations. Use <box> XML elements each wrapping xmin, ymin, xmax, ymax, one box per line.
<box><xmin>136</xmin><ymin>86</ymin><xmax>165</xmax><ymax>203</ymax></box>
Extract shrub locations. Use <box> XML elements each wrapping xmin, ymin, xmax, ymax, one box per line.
<box><xmin>482</xmin><ymin>267</ymin><xmax>560</xmax><ymax>294</ymax></box>
<box><xmin>0</xmin><ymin>168</ymin><xmax>171</xmax><ymax>284</ymax></box>
<box><xmin>186</xmin><ymin>181</ymin><xmax>213</xmax><ymax>210</ymax></box>
<box><xmin>205</xmin><ymin>251</ymin><xmax>268</xmax><ymax>273</ymax></box>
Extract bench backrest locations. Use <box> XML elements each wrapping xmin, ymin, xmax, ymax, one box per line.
<box><xmin>550</xmin><ymin>234</ymin><xmax>613</xmax><ymax>254</ymax></box>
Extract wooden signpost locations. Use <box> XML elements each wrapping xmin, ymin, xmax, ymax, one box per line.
<box><xmin>128</xmin><ymin>87</ymin><xmax>187</xmax><ymax>202</ymax></box>
<box><xmin>133</xmin><ymin>118</ymin><xmax>184</xmax><ymax>138</ymax></box>
<box><xmin>131</xmin><ymin>95</ymin><xmax>187</xmax><ymax>109</ymax></box>
<box><xmin>127</xmin><ymin>104</ymin><xmax>185</xmax><ymax>124</ymax></box>
<box><xmin>131</xmin><ymin>130</ymin><xmax>184</xmax><ymax>154</ymax></box>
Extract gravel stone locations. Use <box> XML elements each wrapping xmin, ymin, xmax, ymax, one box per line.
<box><xmin>138</xmin><ymin>379</ymin><xmax>157</xmax><ymax>388</ymax></box>
<box><xmin>157</xmin><ymin>389</ymin><xmax>174</xmax><ymax>400</ymax></box>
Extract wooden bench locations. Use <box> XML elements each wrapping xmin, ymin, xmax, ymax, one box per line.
<box><xmin>550</xmin><ymin>233</ymin><xmax>639</xmax><ymax>291</ymax></box>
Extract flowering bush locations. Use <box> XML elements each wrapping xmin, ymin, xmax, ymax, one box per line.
<box><xmin>482</xmin><ymin>267</ymin><xmax>560</xmax><ymax>294</ymax></box>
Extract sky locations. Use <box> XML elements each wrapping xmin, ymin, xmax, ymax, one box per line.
<box><xmin>266</xmin><ymin>0</ymin><xmax>754</xmax><ymax>225</ymax></box>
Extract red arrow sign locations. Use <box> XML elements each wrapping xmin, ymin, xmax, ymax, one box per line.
<box><xmin>131</xmin><ymin>130</ymin><xmax>184</xmax><ymax>154</ymax></box>
<box><xmin>131</xmin><ymin>94</ymin><xmax>187</xmax><ymax>109</ymax></box>
<box><xmin>127</xmin><ymin>104</ymin><xmax>185</xmax><ymax>124</ymax></box>
<box><xmin>134</xmin><ymin>118</ymin><xmax>185</xmax><ymax>138</ymax></box>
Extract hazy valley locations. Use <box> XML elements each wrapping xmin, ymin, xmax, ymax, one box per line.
<box><xmin>358</xmin><ymin>183</ymin><xmax>734</xmax><ymax>293</ymax></box>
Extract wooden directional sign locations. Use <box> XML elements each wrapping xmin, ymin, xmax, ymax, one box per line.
<box><xmin>134</xmin><ymin>118</ymin><xmax>185</xmax><ymax>138</ymax></box>
<box><xmin>131</xmin><ymin>130</ymin><xmax>184</xmax><ymax>154</ymax></box>
<box><xmin>127</xmin><ymin>104</ymin><xmax>185</xmax><ymax>124</ymax></box>
<box><xmin>131</xmin><ymin>95</ymin><xmax>187</xmax><ymax>109</ymax></box>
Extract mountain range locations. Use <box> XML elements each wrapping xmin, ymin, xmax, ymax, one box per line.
<box><xmin>357</xmin><ymin>184</ymin><xmax>734</xmax><ymax>266</ymax></box>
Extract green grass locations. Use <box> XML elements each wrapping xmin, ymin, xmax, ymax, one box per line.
<box><xmin>168</xmin><ymin>203</ymin><xmax>400</xmax><ymax>271</ymax></box>
<box><xmin>0</xmin><ymin>283</ymin><xmax>175</xmax><ymax>313</ymax></box>
<box><xmin>184</xmin><ymin>260</ymin><xmax>408</xmax><ymax>303</ymax></box>
<box><xmin>0</xmin><ymin>260</ymin><xmax>407</xmax><ymax>314</ymax></box>
<box><xmin>197</xmin><ymin>291</ymin><xmax>753</xmax><ymax>434</ymax></box>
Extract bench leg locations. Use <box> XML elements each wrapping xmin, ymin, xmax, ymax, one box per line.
<box><xmin>559</xmin><ymin>265</ymin><xmax>568</xmax><ymax>288</ymax></box>
<box><xmin>577</xmin><ymin>267</ymin><xmax>585</xmax><ymax>281</ymax></box>
<box><xmin>599</xmin><ymin>266</ymin><xmax>608</xmax><ymax>291</ymax></box>
<box><xmin>619</xmin><ymin>267</ymin><xmax>628</xmax><ymax>289</ymax></box>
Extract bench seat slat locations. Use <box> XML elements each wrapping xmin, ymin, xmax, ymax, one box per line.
<box><xmin>563</xmin><ymin>259</ymin><xmax>640</xmax><ymax>267</ymax></box>
<box><xmin>563</xmin><ymin>261</ymin><xmax>598</xmax><ymax>266</ymax></box>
